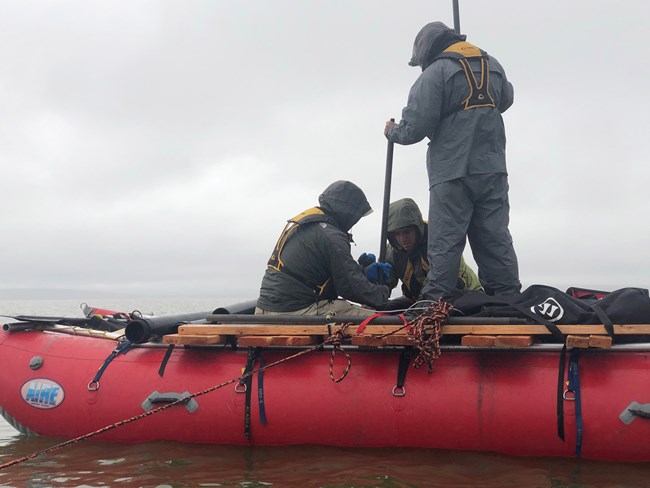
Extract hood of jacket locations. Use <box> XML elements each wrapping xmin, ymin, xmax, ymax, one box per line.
<box><xmin>318</xmin><ymin>180</ymin><xmax>372</xmax><ymax>233</ymax></box>
<box><xmin>387</xmin><ymin>198</ymin><xmax>425</xmax><ymax>249</ymax></box>
<box><xmin>408</xmin><ymin>21</ymin><xmax>466</xmax><ymax>70</ymax></box>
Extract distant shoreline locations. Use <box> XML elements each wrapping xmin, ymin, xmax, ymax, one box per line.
<box><xmin>0</xmin><ymin>288</ymin><xmax>243</xmax><ymax>301</ymax></box>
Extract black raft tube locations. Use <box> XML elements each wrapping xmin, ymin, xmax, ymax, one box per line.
<box><xmin>124</xmin><ymin>299</ymin><xmax>257</xmax><ymax>344</ymax></box>
<box><xmin>206</xmin><ymin>314</ymin><xmax>530</xmax><ymax>325</ymax></box>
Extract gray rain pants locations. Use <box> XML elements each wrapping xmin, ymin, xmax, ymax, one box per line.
<box><xmin>420</xmin><ymin>173</ymin><xmax>521</xmax><ymax>299</ymax></box>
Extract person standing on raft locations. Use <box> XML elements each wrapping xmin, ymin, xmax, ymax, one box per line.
<box><xmin>384</xmin><ymin>21</ymin><xmax>521</xmax><ymax>301</ymax></box>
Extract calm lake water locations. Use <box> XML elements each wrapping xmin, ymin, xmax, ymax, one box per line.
<box><xmin>1</xmin><ymin>298</ymin><xmax>649</xmax><ymax>487</ymax></box>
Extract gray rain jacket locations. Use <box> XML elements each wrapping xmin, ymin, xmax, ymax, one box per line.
<box><xmin>257</xmin><ymin>181</ymin><xmax>390</xmax><ymax>312</ymax></box>
<box><xmin>386</xmin><ymin>22</ymin><xmax>514</xmax><ymax>187</ymax></box>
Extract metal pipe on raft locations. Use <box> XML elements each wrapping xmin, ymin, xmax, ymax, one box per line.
<box><xmin>124</xmin><ymin>299</ymin><xmax>258</xmax><ymax>343</ymax></box>
<box><xmin>3</xmin><ymin>322</ymin><xmax>38</xmax><ymax>332</ymax></box>
<box><xmin>125</xmin><ymin>313</ymin><xmax>211</xmax><ymax>343</ymax></box>
<box><xmin>205</xmin><ymin>314</ymin><xmax>531</xmax><ymax>325</ymax></box>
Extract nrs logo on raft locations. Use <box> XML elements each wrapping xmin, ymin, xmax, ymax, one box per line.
<box><xmin>21</xmin><ymin>379</ymin><xmax>65</xmax><ymax>409</ymax></box>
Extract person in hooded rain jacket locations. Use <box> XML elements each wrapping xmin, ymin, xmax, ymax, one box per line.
<box><xmin>256</xmin><ymin>180</ymin><xmax>390</xmax><ymax>316</ymax></box>
<box><xmin>383</xmin><ymin>198</ymin><xmax>482</xmax><ymax>303</ymax></box>
<box><xmin>384</xmin><ymin>21</ymin><xmax>521</xmax><ymax>300</ymax></box>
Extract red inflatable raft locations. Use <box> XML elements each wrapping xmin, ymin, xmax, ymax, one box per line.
<box><xmin>1</xmin><ymin>326</ymin><xmax>650</xmax><ymax>462</ymax></box>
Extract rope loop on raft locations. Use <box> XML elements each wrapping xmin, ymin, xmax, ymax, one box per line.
<box><xmin>329</xmin><ymin>322</ymin><xmax>352</xmax><ymax>382</ymax></box>
<box><xmin>409</xmin><ymin>299</ymin><xmax>453</xmax><ymax>373</ymax></box>
<box><xmin>375</xmin><ymin>299</ymin><xmax>452</xmax><ymax>372</ymax></box>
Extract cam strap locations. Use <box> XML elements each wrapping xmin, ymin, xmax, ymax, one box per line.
<box><xmin>240</xmin><ymin>347</ymin><xmax>266</xmax><ymax>443</ymax></box>
<box><xmin>88</xmin><ymin>341</ymin><xmax>136</xmax><ymax>391</ymax></box>
<box><xmin>558</xmin><ymin>347</ymin><xmax>583</xmax><ymax>456</ymax></box>
<box><xmin>258</xmin><ymin>354</ymin><xmax>267</xmax><ymax>426</ymax></box>
<box><xmin>242</xmin><ymin>348</ymin><xmax>257</xmax><ymax>443</ymax></box>
<box><xmin>591</xmin><ymin>302</ymin><xmax>615</xmax><ymax>337</ymax></box>
<box><xmin>158</xmin><ymin>344</ymin><xmax>175</xmax><ymax>377</ymax></box>
<box><xmin>567</xmin><ymin>349</ymin><xmax>583</xmax><ymax>457</ymax></box>
<box><xmin>393</xmin><ymin>347</ymin><xmax>413</xmax><ymax>397</ymax></box>
<box><xmin>556</xmin><ymin>343</ymin><xmax>567</xmax><ymax>440</ymax></box>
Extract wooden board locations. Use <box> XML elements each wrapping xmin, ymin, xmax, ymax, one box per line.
<box><xmin>237</xmin><ymin>335</ymin><xmax>319</xmax><ymax>347</ymax></box>
<box><xmin>566</xmin><ymin>335</ymin><xmax>591</xmax><ymax>349</ymax></box>
<box><xmin>565</xmin><ymin>335</ymin><xmax>613</xmax><ymax>349</ymax></box>
<box><xmin>351</xmin><ymin>335</ymin><xmax>419</xmax><ymax>347</ymax></box>
<box><xmin>460</xmin><ymin>335</ymin><xmax>534</xmax><ymax>347</ymax></box>
<box><xmin>178</xmin><ymin>324</ymin><xmax>363</xmax><ymax>336</ymax></box>
<box><xmin>383</xmin><ymin>335</ymin><xmax>415</xmax><ymax>346</ymax></box>
<box><xmin>351</xmin><ymin>335</ymin><xmax>387</xmax><ymax>347</ymax></box>
<box><xmin>461</xmin><ymin>335</ymin><xmax>496</xmax><ymax>347</ymax></box>
<box><xmin>589</xmin><ymin>335</ymin><xmax>613</xmax><ymax>348</ymax></box>
<box><xmin>162</xmin><ymin>334</ymin><xmax>227</xmax><ymax>345</ymax></box>
<box><xmin>494</xmin><ymin>335</ymin><xmax>534</xmax><ymax>347</ymax></box>
<box><xmin>177</xmin><ymin>323</ymin><xmax>650</xmax><ymax>336</ymax></box>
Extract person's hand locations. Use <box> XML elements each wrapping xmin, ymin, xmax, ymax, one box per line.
<box><xmin>365</xmin><ymin>262</ymin><xmax>393</xmax><ymax>283</ymax></box>
<box><xmin>384</xmin><ymin>118</ymin><xmax>396</xmax><ymax>136</ymax></box>
<box><xmin>358</xmin><ymin>252</ymin><xmax>376</xmax><ymax>267</ymax></box>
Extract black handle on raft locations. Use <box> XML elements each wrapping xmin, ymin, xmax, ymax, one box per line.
<box><xmin>141</xmin><ymin>391</ymin><xmax>198</xmax><ymax>413</ymax></box>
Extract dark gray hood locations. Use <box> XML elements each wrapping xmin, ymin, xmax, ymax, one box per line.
<box><xmin>387</xmin><ymin>198</ymin><xmax>425</xmax><ymax>249</ymax></box>
<box><xmin>318</xmin><ymin>180</ymin><xmax>372</xmax><ymax>233</ymax></box>
<box><xmin>408</xmin><ymin>21</ymin><xmax>466</xmax><ymax>70</ymax></box>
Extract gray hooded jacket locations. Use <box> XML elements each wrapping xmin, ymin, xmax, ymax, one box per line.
<box><xmin>387</xmin><ymin>22</ymin><xmax>514</xmax><ymax>187</ymax></box>
<box><xmin>257</xmin><ymin>181</ymin><xmax>390</xmax><ymax>312</ymax></box>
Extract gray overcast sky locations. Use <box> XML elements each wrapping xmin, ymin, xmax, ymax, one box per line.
<box><xmin>1</xmin><ymin>0</ymin><xmax>649</xmax><ymax>301</ymax></box>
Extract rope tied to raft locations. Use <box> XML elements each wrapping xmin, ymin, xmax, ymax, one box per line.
<box><xmin>409</xmin><ymin>300</ymin><xmax>453</xmax><ymax>373</ymax></box>
<box><xmin>376</xmin><ymin>299</ymin><xmax>452</xmax><ymax>372</ymax></box>
<box><xmin>0</xmin><ymin>327</ymin><xmax>353</xmax><ymax>471</ymax></box>
<box><xmin>329</xmin><ymin>322</ymin><xmax>352</xmax><ymax>382</ymax></box>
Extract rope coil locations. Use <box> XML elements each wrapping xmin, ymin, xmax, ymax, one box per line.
<box><xmin>409</xmin><ymin>300</ymin><xmax>453</xmax><ymax>373</ymax></box>
<box><xmin>376</xmin><ymin>299</ymin><xmax>452</xmax><ymax>372</ymax></box>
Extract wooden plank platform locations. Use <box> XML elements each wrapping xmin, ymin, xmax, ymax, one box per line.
<box><xmin>494</xmin><ymin>335</ymin><xmax>534</xmax><ymax>347</ymax></box>
<box><xmin>589</xmin><ymin>335</ymin><xmax>613</xmax><ymax>348</ymax></box>
<box><xmin>461</xmin><ymin>335</ymin><xmax>534</xmax><ymax>347</ymax></box>
<box><xmin>461</xmin><ymin>335</ymin><xmax>496</xmax><ymax>347</ymax></box>
<box><xmin>384</xmin><ymin>335</ymin><xmax>415</xmax><ymax>346</ymax></box>
<box><xmin>351</xmin><ymin>335</ymin><xmax>387</xmax><ymax>347</ymax></box>
<box><xmin>566</xmin><ymin>335</ymin><xmax>613</xmax><ymax>349</ymax></box>
<box><xmin>164</xmin><ymin>322</ymin><xmax>642</xmax><ymax>348</ymax></box>
<box><xmin>177</xmin><ymin>323</ymin><xmax>650</xmax><ymax>336</ymax></box>
<box><xmin>162</xmin><ymin>334</ymin><xmax>227</xmax><ymax>345</ymax></box>
<box><xmin>237</xmin><ymin>335</ymin><xmax>319</xmax><ymax>347</ymax></box>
